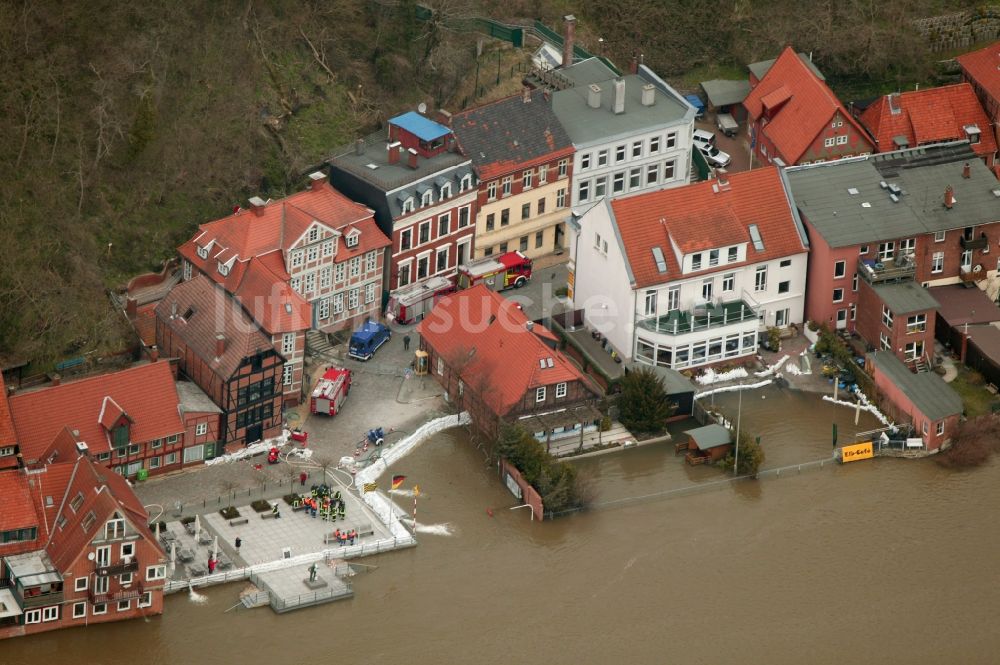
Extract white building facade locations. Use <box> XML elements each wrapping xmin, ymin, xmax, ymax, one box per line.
<box><xmin>570</xmin><ymin>168</ymin><xmax>809</xmax><ymax>371</ymax></box>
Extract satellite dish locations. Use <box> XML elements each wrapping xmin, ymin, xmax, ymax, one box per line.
<box><xmin>417</xmin><ymin>102</ymin><xmax>427</xmax><ymax>114</ymax></box>
<box><xmin>87</xmin><ymin>552</ymin><xmax>96</xmax><ymax>561</ymax></box>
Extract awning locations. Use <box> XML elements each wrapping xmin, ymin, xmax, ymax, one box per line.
<box><xmin>0</xmin><ymin>588</ymin><xmax>23</xmax><ymax>618</ymax></box>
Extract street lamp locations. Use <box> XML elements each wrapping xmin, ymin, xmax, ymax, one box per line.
<box><xmin>733</xmin><ymin>380</ymin><xmax>743</xmax><ymax>476</ymax></box>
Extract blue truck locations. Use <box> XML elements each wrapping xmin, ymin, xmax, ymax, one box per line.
<box><xmin>349</xmin><ymin>320</ymin><xmax>391</xmax><ymax>361</ymax></box>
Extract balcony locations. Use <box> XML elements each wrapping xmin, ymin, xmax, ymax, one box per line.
<box><xmin>960</xmin><ymin>265</ymin><xmax>985</xmax><ymax>284</ymax></box>
<box><xmin>638</xmin><ymin>299</ymin><xmax>758</xmax><ymax>337</ymax></box>
<box><xmin>960</xmin><ymin>233</ymin><xmax>989</xmax><ymax>251</ymax></box>
<box><xmin>20</xmin><ymin>590</ymin><xmax>64</xmax><ymax>609</ymax></box>
<box><xmin>89</xmin><ymin>584</ymin><xmax>143</xmax><ymax>605</ymax></box>
<box><xmin>95</xmin><ymin>559</ymin><xmax>139</xmax><ymax>577</ymax></box>
<box><xmin>858</xmin><ymin>257</ymin><xmax>915</xmax><ymax>285</ymax></box>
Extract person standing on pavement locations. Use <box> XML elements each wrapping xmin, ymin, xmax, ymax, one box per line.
<box><xmin>235</xmin><ymin>536</ymin><xmax>242</xmax><ymax>552</ymax></box>
<box><xmin>403</xmin><ymin>334</ymin><xmax>410</xmax><ymax>351</ymax></box>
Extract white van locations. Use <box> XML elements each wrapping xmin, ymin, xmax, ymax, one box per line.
<box><xmin>693</xmin><ymin>129</ymin><xmax>716</xmax><ymax>148</ymax></box>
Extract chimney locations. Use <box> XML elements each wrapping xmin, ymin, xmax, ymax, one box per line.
<box><xmin>630</xmin><ymin>55</ymin><xmax>639</xmax><ymax>75</ymax></box>
<box><xmin>170</xmin><ymin>302</ymin><xmax>178</xmax><ymax>319</ymax></box>
<box><xmin>51</xmin><ymin>373</ymin><xmax>61</xmax><ymax>387</ymax></box>
<box><xmin>149</xmin><ymin>345</ymin><xmax>159</xmax><ymax>363</ymax></box>
<box><xmin>522</xmin><ymin>86</ymin><xmax>531</xmax><ymax>103</ymax></box>
<box><xmin>716</xmin><ymin>168</ymin><xmax>730</xmax><ymax>190</ymax></box>
<box><xmin>562</xmin><ymin>15</ymin><xmax>576</xmax><ymax>68</ymax></box>
<box><xmin>125</xmin><ymin>297</ymin><xmax>138</xmax><ymax>318</ymax></box>
<box><xmin>436</xmin><ymin>109</ymin><xmax>452</xmax><ymax>126</ymax></box>
<box><xmin>944</xmin><ymin>185</ymin><xmax>954</xmax><ymax>209</ymax></box>
<box><xmin>641</xmin><ymin>83</ymin><xmax>655</xmax><ymax>107</ymax></box>
<box><xmin>526</xmin><ymin>321</ymin><xmax>534</xmax><ymax>332</ymax></box>
<box><xmin>588</xmin><ymin>84</ymin><xmax>602</xmax><ymax>109</ymax></box>
<box><xmin>962</xmin><ymin>162</ymin><xmax>971</xmax><ymax>179</ymax></box>
<box><xmin>308</xmin><ymin>171</ymin><xmax>327</xmax><ymax>190</ymax></box>
<box><xmin>387</xmin><ymin>141</ymin><xmax>402</xmax><ymax>165</ymax></box>
<box><xmin>407</xmin><ymin>147</ymin><xmax>418</xmax><ymax>169</ymax></box>
<box><xmin>247</xmin><ymin>196</ymin><xmax>267</xmax><ymax>216</ymax></box>
<box><xmin>215</xmin><ymin>333</ymin><xmax>226</xmax><ymax>357</ymax></box>
<box><xmin>354</xmin><ymin>139</ymin><xmax>365</xmax><ymax>156</ymax></box>
<box><xmin>613</xmin><ymin>77</ymin><xmax>626</xmax><ymax>114</ymax></box>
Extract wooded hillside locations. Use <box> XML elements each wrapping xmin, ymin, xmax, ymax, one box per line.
<box><xmin>0</xmin><ymin>0</ymin><xmax>983</xmax><ymax>368</ymax></box>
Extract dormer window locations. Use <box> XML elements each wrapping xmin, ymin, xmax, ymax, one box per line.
<box><xmin>965</xmin><ymin>125</ymin><xmax>981</xmax><ymax>145</ymax></box>
<box><xmin>217</xmin><ymin>261</ymin><xmax>230</xmax><ymax>276</ymax></box>
<box><xmin>346</xmin><ymin>230</ymin><xmax>360</xmax><ymax>249</ymax></box>
<box><xmin>402</xmin><ymin>197</ymin><xmax>415</xmax><ymax>214</ymax></box>
<box><xmin>440</xmin><ymin>183</ymin><xmax>451</xmax><ymax>199</ymax></box>
<box><xmin>421</xmin><ymin>190</ymin><xmax>433</xmax><ymax>207</ymax></box>
<box><xmin>196</xmin><ymin>245</ymin><xmax>209</xmax><ymax>259</ymax></box>
<box><xmin>105</xmin><ymin>516</ymin><xmax>125</xmax><ymax>540</ymax></box>
<box><xmin>460</xmin><ymin>174</ymin><xmax>472</xmax><ymax>192</ymax></box>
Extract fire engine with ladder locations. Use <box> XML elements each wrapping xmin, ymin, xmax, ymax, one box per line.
<box><xmin>309</xmin><ymin>366</ymin><xmax>352</xmax><ymax>416</ymax></box>
<box><xmin>456</xmin><ymin>251</ymin><xmax>533</xmax><ymax>291</ymax></box>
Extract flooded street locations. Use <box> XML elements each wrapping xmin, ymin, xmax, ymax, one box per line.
<box><xmin>6</xmin><ymin>389</ymin><xmax>999</xmax><ymax>664</ymax></box>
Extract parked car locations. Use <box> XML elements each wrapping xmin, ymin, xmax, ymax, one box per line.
<box><xmin>697</xmin><ymin>143</ymin><xmax>732</xmax><ymax>168</ymax></box>
<box><xmin>716</xmin><ymin>112</ymin><xmax>739</xmax><ymax>137</ymax></box>
<box><xmin>693</xmin><ymin>129</ymin><xmax>716</xmax><ymax>148</ymax></box>
<box><xmin>348</xmin><ymin>320</ymin><xmax>391</xmax><ymax>361</ymax></box>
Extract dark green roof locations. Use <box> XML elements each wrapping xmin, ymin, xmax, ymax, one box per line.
<box><xmin>748</xmin><ymin>52</ymin><xmax>825</xmax><ymax>81</ymax></box>
<box><xmin>684</xmin><ymin>424</ymin><xmax>732</xmax><ymax>450</ymax></box>
<box><xmin>867</xmin><ymin>351</ymin><xmax>963</xmax><ymax>421</ymax></box>
<box><xmin>700</xmin><ymin>79</ymin><xmax>751</xmax><ymax>107</ymax></box>
<box><xmin>873</xmin><ymin>282</ymin><xmax>939</xmax><ymax>315</ymax></box>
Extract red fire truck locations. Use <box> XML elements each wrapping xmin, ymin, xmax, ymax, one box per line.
<box><xmin>385</xmin><ymin>275</ymin><xmax>455</xmax><ymax>325</ymax></box>
<box><xmin>309</xmin><ymin>366</ymin><xmax>352</xmax><ymax>417</ymax></box>
<box><xmin>456</xmin><ymin>251</ymin><xmax>533</xmax><ymax>291</ymax></box>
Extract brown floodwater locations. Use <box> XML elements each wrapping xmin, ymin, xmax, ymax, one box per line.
<box><xmin>5</xmin><ymin>387</ymin><xmax>999</xmax><ymax>664</ymax></box>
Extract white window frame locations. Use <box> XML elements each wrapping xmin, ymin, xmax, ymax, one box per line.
<box><xmin>934</xmin><ymin>230</ymin><xmax>946</xmax><ymax>242</ymax></box>
<box><xmin>722</xmin><ymin>273</ymin><xmax>735</xmax><ymax>292</ymax></box>
<box><xmin>365</xmin><ymin>282</ymin><xmax>376</xmax><ymax>305</ymax></box>
<box><xmin>644</xmin><ymin>290</ymin><xmax>657</xmax><ymax>316</ymax></box>
<box><xmin>283</xmin><ymin>364</ymin><xmax>293</xmax><ymax>386</ymax></box>
<box><xmin>366</xmin><ymin>250</ymin><xmax>378</xmax><ymax>273</ymax></box>
<box><xmin>335</xmin><ymin>262</ymin><xmax>346</xmax><ymax>283</ymax></box>
<box><xmin>931</xmin><ymin>252</ymin><xmax>944</xmax><ymax>273</ymax></box>
<box><xmin>535</xmin><ymin>387</ymin><xmax>546</xmax><ymax>403</ymax></box>
<box><xmin>25</xmin><ymin>609</ymin><xmax>42</xmax><ymax>624</ymax></box>
<box><xmin>437</xmin><ymin>357</ymin><xmax>444</xmax><ymax>376</ymax></box>
<box><xmin>834</xmin><ymin>260</ymin><xmax>846</xmax><ymax>278</ymax></box>
<box><xmin>501</xmin><ymin>176</ymin><xmax>512</xmax><ymax>197</ymax></box>
<box><xmin>281</xmin><ymin>332</ymin><xmax>295</xmax><ymax>355</ymax></box>
<box><xmin>333</xmin><ymin>293</ymin><xmax>345</xmax><ymax>314</ymax></box>
<box><xmin>350</xmin><ymin>256</ymin><xmax>361</xmax><ymax>277</ymax></box>
<box><xmin>117</xmin><ymin>599</ymin><xmax>131</xmax><ymax>612</ymax></box>
<box><xmin>42</xmin><ymin>606</ymin><xmax>59</xmax><ymax>622</ymax></box>
<box><xmin>75</xmin><ymin>577</ymin><xmax>88</xmax><ymax>592</ymax></box>
<box><xmin>93</xmin><ymin>603</ymin><xmax>107</xmax><ymax>616</ymax></box>
<box><xmin>73</xmin><ymin>602</ymin><xmax>87</xmax><ymax>619</ymax></box>
<box><xmin>487</xmin><ymin>181</ymin><xmax>497</xmax><ymax>201</ymax></box>
<box><xmin>824</xmin><ymin>137</ymin><xmax>835</xmax><ymax>147</ymax></box>
<box><xmin>833</xmin><ymin>288</ymin><xmax>844</xmax><ymax>303</ymax></box>
<box><xmin>555</xmin><ymin>382</ymin><xmax>568</xmax><ymax>399</ymax></box>
<box><xmin>290</xmin><ymin>250</ymin><xmax>304</xmax><ymax>268</ymax></box>
<box><xmin>138</xmin><ymin>591</ymin><xmax>153</xmax><ymax>609</ymax></box>
<box><xmin>120</xmin><ymin>572</ymin><xmax>133</xmax><ymax>587</ymax></box>
<box><xmin>317</xmin><ymin>297</ymin><xmax>330</xmax><ymax>321</ymax></box>
<box><xmin>754</xmin><ymin>265</ymin><xmax>767</xmax><ymax>292</ymax></box>
<box><xmin>348</xmin><ymin>288</ymin><xmax>359</xmax><ymax>310</ymax></box>
<box><xmin>522</xmin><ymin>169</ymin><xmax>533</xmax><ymax>190</ymax></box>
<box><xmin>936</xmin><ymin>421</ymin><xmax>944</xmax><ymax>436</ymax></box>
<box><xmin>121</xmin><ymin>542</ymin><xmax>135</xmax><ymax>559</ymax></box>
<box><xmin>882</xmin><ymin>305</ymin><xmax>893</xmax><ymax>329</ymax></box>
<box><xmin>650</xmin><ymin>136</ymin><xmax>661</xmax><ymax>154</ymax></box>
<box><xmin>146</xmin><ymin>565</ymin><xmax>166</xmax><ymax>581</ymax></box>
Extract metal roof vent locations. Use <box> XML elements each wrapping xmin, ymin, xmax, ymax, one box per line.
<box><xmin>889</xmin><ymin>194</ymin><xmax>899</xmax><ymax>203</ymax></box>
<box><xmin>888</xmin><ymin>183</ymin><xmax>901</xmax><ymax>195</ymax></box>
<box><xmin>847</xmin><ymin>187</ymin><xmax>859</xmax><ymax>195</ymax></box>
<box><xmin>879</xmin><ymin>181</ymin><xmax>888</xmax><ymax>189</ymax></box>
<box><xmin>861</xmin><ymin>202</ymin><xmax>872</xmax><ymax>208</ymax></box>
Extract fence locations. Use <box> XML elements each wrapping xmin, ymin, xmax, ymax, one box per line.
<box><xmin>545</xmin><ymin>456</ymin><xmax>838</xmax><ymax>518</ymax></box>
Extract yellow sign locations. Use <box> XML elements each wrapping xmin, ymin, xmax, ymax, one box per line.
<box><xmin>413</xmin><ymin>485</ymin><xmax>421</xmax><ymax>497</ymax></box>
<box><xmin>841</xmin><ymin>441</ymin><xmax>873</xmax><ymax>463</ymax></box>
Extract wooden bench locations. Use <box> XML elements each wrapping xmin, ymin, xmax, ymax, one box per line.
<box><xmin>260</xmin><ymin>511</ymin><xmax>278</xmax><ymax>520</ymax></box>
<box><xmin>356</xmin><ymin>522</ymin><xmax>374</xmax><ymax>537</ymax></box>
<box><xmin>229</xmin><ymin>517</ymin><xmax>249</xmax><ymax>526</ymax></box>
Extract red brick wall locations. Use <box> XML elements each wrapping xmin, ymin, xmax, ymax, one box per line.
<box><xmin>870</xmin><ymin>366</ymin><xmax>959</xmax><ymax>451</ymax></box>
<box><xmin>499</xmin><ymin>458</ymin><xmax>544</xmax><ymax>519</ymax></box>
<box><xmin>391</xmin><ymin>200</ymin><xmax>477</xmax><ymax>288</ymax></box>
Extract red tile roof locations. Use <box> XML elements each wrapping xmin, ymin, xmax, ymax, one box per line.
<box><xmin>957</xmin><ymin>41</ymin><xmax>1000</xmax><ymax>110</ymax></box>
<box><xmin>233</xmin><ymin>257</ymin><xmax>311</xmax><ymax>334</ymax></box>
<box><xmin>743</xmin><ymin>46</ymin><xmax>872</xmax><ymax>164</ymax></box>
<box><xmin>132</xmin><ymin>302</ymin><xmax>159</xmax><ymax>347</ymax></box>
<box><xmin>9</xmin><ymin>362</ymin><xmax>184</xmax><ymax>463</ymax></box>
<box><xmin>0</xmin><ymin>372</ymin><xmax>17</xmax><ymax>448</ymax></box>
<box><xmin>155</xmin><ymin>274</ymin><xmax>277</xmax><ymax>380</ymax></box>
<box><xmin>417</xmin><ymin>286</ymin><xmax>598</xmax><ymax>416</ymax></box>
<box><xmin>0</xmin><ymin>471</ymin><xmax>39</xmax><ymax>539</ymax></box>
<box><xmin>43</xmin><ymin>455</ymin><xmax>163</xmax><ymax>570</ymax></box>
<box><xmin>609</xmin><ymin>167</ymin><xmax>808</xmax><ymax>289</ymax></box>
<box><xmin>858</xmin><ymin>84</ymin><xmax>997</xmax><ymax>159</ymax></box>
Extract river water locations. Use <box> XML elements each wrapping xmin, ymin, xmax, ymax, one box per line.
<box><xmin>7</xmin><ymin>387</ymin><xmax>999</xmax><ymax>664</ymax></box>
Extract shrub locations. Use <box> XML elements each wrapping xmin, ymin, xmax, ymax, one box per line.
<box><xmin>497</xmin><ymin>424</ymin><xmax>589</xmax><ymax>514</ymax></box>
<box><xmin>807</xmin><ymin>320</ymin><xmax>820</xmax><ymax>332</ymax></box>
<box><xmin>282</xmin><ymin>493</ymin><xmax>301</xmax><ymax>506</ymax></box>
<box><xmin>721</xmin><ymin>429</ymin><xmax>765</xmax><ymax>477</ymax></box>
<box><xmin>599</xmin><ymin>416</ymin><xmax>612</xmax><ymax>432</ymax></box>
<box><xmin>180</xmin><ymin>516</ymin><xmax>195</xmax><ymax>526</ymax></box>
<box><xmin>219</xmin><ymin>506</ymin><xmax>240</xmax><ymax>519</ymax></box>
<box><xmin>936</xmin><ymin>415</ymin><xmax>1000</xmax><ymax>468</ymax></box>
<box><xmin>617</xmin><ymin>366</ymin><xmax>675</xmax><ymax>434</ymax></box>
<box><xmin>250</xmin><ymin>499</ymin><xmax>272</xmax><ymax>513</ymax></box>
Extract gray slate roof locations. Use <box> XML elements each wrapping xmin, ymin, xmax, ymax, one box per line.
<box><xmin>873</xmin><ymin>282</ymin><xmax>939</xmax><ymax>315</ymax></box>
<box><xmin>175</xmin><ymin>379</ymin><xmax>222</xmax><ymax>415</ymax></box>
<box><xmin>701</xmin><ymin>79</ymin><xmax>752</xmax><ymax>107</ymax></box>
<box><xmin>748</xmin><ymin>52</ymin><xmax>825</xmax><ymax>81</ymax></box>
<box><xmin>450</xmin><ymin>88</ymin><xmax>573</xmax><ymax>172</ymax></box>
<box><xmin>867</xmin><ymin>351</ymin><xmax>963</xmax><ymax>421</ymax></box>
<box><xmin>551</xmin><ymin>72</ymin><xmax>689</xmax><ymax>145</ymax></box>
<box><xmin>685</xmin><ymin>423</ymin><xmax>732</xmax><ymax>450</ymax></box>
<box><xmin>560</xmin><ymin>57</ymin><xmax>619</xmax><ymax>87</ymax></box>
<box><xmin>786</xmin><ymin>143</ymin><xmax>1000</xmax><ymax>248</ymax></box>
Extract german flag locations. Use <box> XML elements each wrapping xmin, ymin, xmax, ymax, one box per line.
<box><xmin>362</xmin><ymin>482</ymin><xmax>377</xmax><ymax>493</ymax></box>
<box><xmin>391</xmin><ymin>475</ymin><xmax>406</xmax><ymax>490</ymax></box>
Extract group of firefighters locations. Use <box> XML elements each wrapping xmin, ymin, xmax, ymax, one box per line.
<box><xmin>332</xmin><ymin>528</ymin><xmax>358</xmax><ymax>546</ymax></box>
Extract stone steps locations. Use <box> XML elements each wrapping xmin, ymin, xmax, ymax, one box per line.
<box><xmin>306</xmin><ymin>330</ymin><xmax>334</xmax><ymax>357</ymax></box>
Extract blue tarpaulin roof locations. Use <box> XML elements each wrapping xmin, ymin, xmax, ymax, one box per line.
<box><xmin>390</xmin><ymin>112</ymin><xmax>451</xmax><ymax>142</ymax></box>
